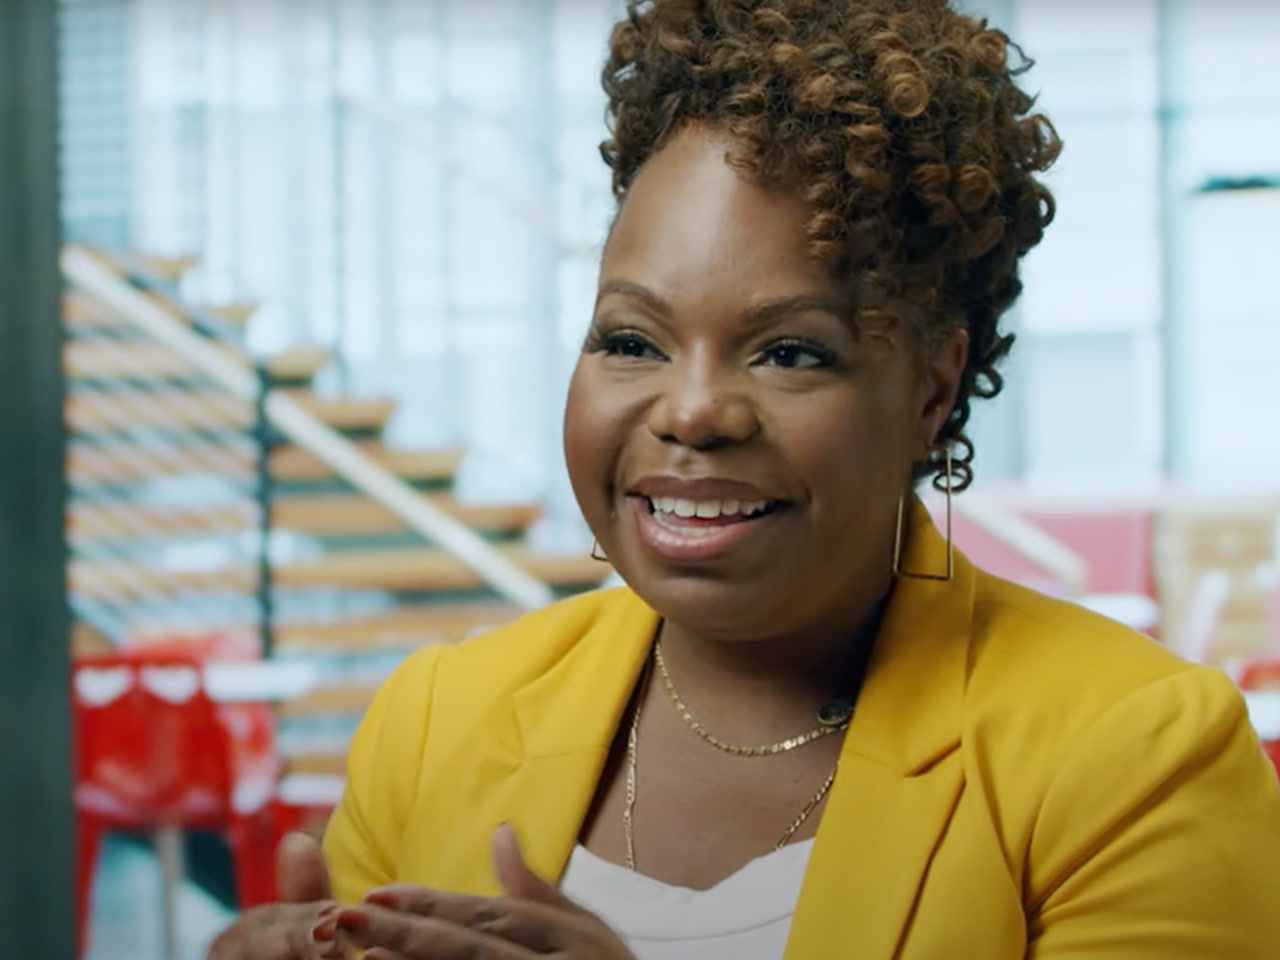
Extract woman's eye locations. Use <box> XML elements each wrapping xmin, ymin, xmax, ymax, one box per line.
<box><xmin>754</xmin><ymin>341</ymin><xmax>835</xmax><ymax>370</ymax></box>
<box><xmin>595</xmin><ymin>331</ymin><xmax>663</xmax><ymax>360</ymax></box>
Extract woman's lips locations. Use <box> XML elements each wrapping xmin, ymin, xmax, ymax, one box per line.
<box><xmin>628</xmin><ymin>494</ymin><xmax>787</xmax><ymax>564</ymax></box>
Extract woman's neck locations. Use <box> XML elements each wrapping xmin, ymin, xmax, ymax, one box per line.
<box><xmin>654</xmin><ymin>591</ymin><xmax>889</xmax><ymax>731</ymax></box>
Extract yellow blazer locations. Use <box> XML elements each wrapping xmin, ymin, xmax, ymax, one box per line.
<box><xmin>324</xmin><ymin>503</ymin><xmax>1280</xmax><ymax>958</ymax></box>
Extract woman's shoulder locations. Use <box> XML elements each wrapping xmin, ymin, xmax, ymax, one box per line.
<box><xmin>964</xmin><ymin>568</ymin><xmax>1247</xmax><ymax>766</ymax></box>
<box><xmin>971</xmin><ymin>568</ymin><xmax>1198</xmax><ymax>682</ymax></box>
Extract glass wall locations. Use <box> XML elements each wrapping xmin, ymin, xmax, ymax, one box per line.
<box><xmin>59</xmin><ymin>0</ymin><xmax>1280</xmax><ymax>510</ymax></box>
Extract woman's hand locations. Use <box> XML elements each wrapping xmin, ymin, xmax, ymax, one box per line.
<box><xmin>206</xmin><ymin>832</ymin><xmax>350</xmax><ymax>960</ymax></box>
<box><xmin>334</xmin><ymin>825</ymin><xmax>637</xmax><ymax>960</ymax></box>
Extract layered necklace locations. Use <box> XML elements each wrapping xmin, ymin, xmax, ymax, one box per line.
<box><xmin>621</xmin><ymin>640</ymin><xmax>857</xmax><ymax>872</ymax></box>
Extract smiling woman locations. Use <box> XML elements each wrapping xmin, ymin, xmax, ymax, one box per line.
<box><xmin>207</xmin><ymin>3</ymin><xmax>1280</xmax><ymax>960</ymax></box>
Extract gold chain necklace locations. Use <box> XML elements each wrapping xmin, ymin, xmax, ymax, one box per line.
<box><xmin>623</xmin><ymin>655</ymin><xmax>841</xmax><ymax>872</ymax></box>
<box><xmin>653</xmin><ymin>642</ymin><xmax>852</xmax><ymax>757</ymax></box>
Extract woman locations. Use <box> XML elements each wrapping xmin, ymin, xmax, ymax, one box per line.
<box><xmin>211</xmin><ymin>1</ymin><xmax>1280</xmax><ymax>958</ymax></box>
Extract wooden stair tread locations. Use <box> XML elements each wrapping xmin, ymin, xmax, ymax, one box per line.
<box><xmin>274</xmin><ymin>603</ymin><xmax>519</xmax><ymax>651</ymax></box>
<box><xmin>67</xmin><ymin>440</ymin><xmax>257</xmax><ymax>485</ymax></box>
<box><xmin>71</xmin><ymin>621</ymin><xmax>116</xmax><ymax>656</ymax></box>
<box><xmin>66</xmin><ymin>388</ymin><xmax>394</xmax><ymax>435</ymax></box>
<box><xmin>64</xmin><ymin>283</ymin><xmax>257</xmax><ymax>338</ymax></box>
<box><xmin>277</xmin><ymin>683</ymin><xmax>382</xmax><ymax>719</ymax></box>
<box><xmin>196</xmin><ymin>301</ymin><xmax>257</xmax><ymax>327</ymax></box>
<box><xmin>63</xmin><ymin>290</ymin><xmax>130</xmax><ymax>331</ymax></box>
<box><xmin>69</xmin><ymin>545</ymin><xmax>609</xmax><ymax>601</ymax></box>
<box><xmin>68</xmin><ymin>501</ymin><xmax>253</xmax><ymax>541</ymax></box>
<box><xmin>269</xmin><ymin>443</ymin><xmax>463</xmax><ymax>485</ymax></box>
<box><xmin>280</xmin><ymin>390</ymin><xmax>397</xmax><ymax>433</ymax></box>
<box><xmin>64</xmin><ymin>340</ymin><xmax>331</xmax><ymax>383</ymax></box>
<box><xmin>272</xmin><ymin>545</ymin><xmax>608</xmax><ymax>592</ymax></box>
<box><xmin>67</xmin><ymin>388</ymin><xmax>250</xmax><ymax>432</ymax></box>
<box><xmin>272</xmin><ymin>492</ymin><xmax>539</xmax><ymax>537</ymax></box>
<box><xmin>67</xmin><ymin>440</ymin><xmax>462</xmax><ymax>487</ymax></box>
<box><xmin>281</xmin><ymin>753</ymin><xmax>349</xmax><ymax>779</ymax></box>
<box><xmin>270</xmin><ymin>347</ymin><xmax>333</xmax><ymax>382</ymax></box>
<box><xmin>130</xmin><ymin>252</ymin><xmax>198</xmax><ymax>283</ymax></box>
<box><xmin>68</xmin><ymin>559</ymin><xmax>251</xmax><ymax>602</ymax></box>
<box><xmin>69</xmin><ymin>493</ymin><xmax>539</xmax><ymax>541</ymax></box>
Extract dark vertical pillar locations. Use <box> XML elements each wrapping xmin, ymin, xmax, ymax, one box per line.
<box><xmin>0</xmin><ymin>0</ymin><xmax>74</xmax><ymax>954</ymax></box>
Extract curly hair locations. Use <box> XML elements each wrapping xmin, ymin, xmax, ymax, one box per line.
<box><xmin>600</xmin><ymin>0</ymin><xmax>1062</xmax><ymax>491</ymax></box>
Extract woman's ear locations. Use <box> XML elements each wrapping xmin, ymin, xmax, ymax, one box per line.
<box><xmin>917</xmin><ymin>327</ymin><xmax>968</xmax><ymax>453</ymax></box>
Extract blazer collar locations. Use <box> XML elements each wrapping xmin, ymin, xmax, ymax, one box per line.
<box><xmin>843</xmin><ymin>496</ymin><xmax>975</xmax><ymax>775</ymax></box>
<box><xmin>513</xmin><ymin>587</ymin><xmax>658</xmax><ymax>759</ymax></box>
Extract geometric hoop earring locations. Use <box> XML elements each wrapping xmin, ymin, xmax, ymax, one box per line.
<box><xmin>892</xmin><ymin>446</ymin><xmax>954</xmax><ymax>582</ymax></box>
<box><xmin>590</xmin><ymin>540</ymin><xmax>608</xmax><ymax>562</ymax></box>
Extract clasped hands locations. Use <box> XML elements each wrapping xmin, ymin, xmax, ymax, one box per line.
<box><xmin>208</xmin><ymin>826</ymin><xmax>636</xmax><ymax>960</ymax></box>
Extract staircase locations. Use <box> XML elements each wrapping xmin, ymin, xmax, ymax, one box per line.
<box><xmin>63</xmin><ymin>246</ymin><xmax>610</xmax><ymax>782</ymax></box>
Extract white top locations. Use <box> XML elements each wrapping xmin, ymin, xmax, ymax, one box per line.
<box><xmin>560</xmin><ymin>841</ymin><xmax>815</xmax><ymax>960</ymax></box>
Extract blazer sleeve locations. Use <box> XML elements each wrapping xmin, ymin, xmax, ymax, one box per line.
<box><xmin>322</xmin><ymin>644</ymin><xmax>446</xmax><ymax>904</ymax></box>
<box><xmin>1026</xmin><ymin>666</ymin><xmax>1280</xmax><ymax>958</ymax></box>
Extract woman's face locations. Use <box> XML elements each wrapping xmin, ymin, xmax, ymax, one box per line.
<box><xmin>565</xmin><ymin>125</ymin><xmax>964</xmax><ymax>643</ymax></box>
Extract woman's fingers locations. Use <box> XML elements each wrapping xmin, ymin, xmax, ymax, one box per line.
<box><xmin>362</xmin><ymin>888</ymin><xmax>568</xmax><ymax>953</ymax></box>
<box><xmin>206</xmin><ymin>902</ymin><xmax>342</xmax><ymax>960</ymax></box>
<box><xmin>338</xmin><ymin>904</ymin><xmax>541</xmax><ymax>960</ymax></box>
<box><xmin>491</xmin><ymin>824</ymin><xmax>566</xmax><ymax>907</ymax></box>
<box><xmin>277</xmin><ymin>832</ymin><xmax>332</xmax><ymax>904</ymax></box>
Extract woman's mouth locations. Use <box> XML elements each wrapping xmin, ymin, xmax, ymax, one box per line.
<box><xmin>628</xmin><ymin>494</ymin><xmax>788</xmax><ymax>563</ymax></box>
<box><xmin>646</xmin><ymin>495</ymin><xmax>782</xmax><ymax>527</ymax></box>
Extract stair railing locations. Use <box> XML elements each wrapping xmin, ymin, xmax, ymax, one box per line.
<box><xmin>62</xmin><ymin>246</ymin><xmax>557</xmax><ymax>617</ymax></box>
<box><xmin>955</xmin><ymin>495</ymin><xmax>1090</xmax><ymax>597</ymax></box>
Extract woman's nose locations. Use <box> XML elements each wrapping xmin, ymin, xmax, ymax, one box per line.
<box><xmin>646</xmin><ymin>353</ymin><xmax>759</xmax><ymax>450</ymax></box>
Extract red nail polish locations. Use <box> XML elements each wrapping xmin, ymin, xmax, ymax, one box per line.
<box><xmin>363</xmin><ymin>889</ymin><xmax>397</xmax><ymax>907</ymax></box>
<box><xmin>336</xmin><ymin>909</ymin><xmax>369</xmax><ymax>936</ymax></box>
<box><xmin>310</xmin><ymin>917</ymin><xmax>338</xmax><ymax>943</ymax></box>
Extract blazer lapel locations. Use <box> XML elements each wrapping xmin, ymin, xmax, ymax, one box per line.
<box><xmin>504</xmin><ymin>591</ymin><xmax>659</xmax><ymax>887</ymax></box>
<box><xmin>785</xmin><ymin>498</ymin><xmax>975</xmax><ymax>960</ymax></box>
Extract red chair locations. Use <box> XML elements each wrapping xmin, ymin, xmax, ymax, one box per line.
<box><xmin>1237</xmin><ymin>659</ymin><xmax>1280</xmax><ymax>779</ymax></box>
<box><xmin>72</xmin><ymin>649</ymin><xmax>281</xmax><ymax>957</ymax></box>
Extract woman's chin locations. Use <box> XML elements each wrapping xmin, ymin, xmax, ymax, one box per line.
<box><xmin>621</xmin><ymin>568</ymin><xmax>796</xmax><ymax>641</ymax></box>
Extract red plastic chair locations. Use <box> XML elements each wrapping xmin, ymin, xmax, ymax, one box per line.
<box><xmin>1238</xmin><ymin>659</ymin><xmax>1280</xmax><ymax>780</ymax></box>
<box><xmin>72</xmin><ymin>649</ymin><xmax>281</xmax><ymax>957</ymax></box>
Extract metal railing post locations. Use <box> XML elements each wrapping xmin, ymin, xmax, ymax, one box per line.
<box><xmin>253</xmin><ymin>362</ymin><xmax>276</xmax><ymax>657</ymax></box>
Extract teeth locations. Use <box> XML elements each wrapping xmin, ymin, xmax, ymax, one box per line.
<box><xmin>649</xmin><ymin>498</ymin><xmax>772</xmax><ymax>519</ymax></box>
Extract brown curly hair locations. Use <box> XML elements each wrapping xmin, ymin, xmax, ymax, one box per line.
<box><xmin>600</xmin><ymin>0</ymin><xmax>1062</xmax><ymax>491</ymax></box>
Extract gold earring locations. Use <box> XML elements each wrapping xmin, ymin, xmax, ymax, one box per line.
<box><xmin>591</xmin><ymin>540</ymin><xmax>608</xmax><ymax>562</ymax></box>
<box><xmin>893</xmin><ymin>446</ymin><xmax>954</xmax><ymax>582</ymax></box>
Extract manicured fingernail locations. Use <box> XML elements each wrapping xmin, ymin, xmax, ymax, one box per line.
<box><xmin>363</xmin><ymin>888</ymin><xmax>397</xmax><ymax>907</ymax></box>
<box><xmin>310</xmin><ymin>917</ymin><xmax>338</xmax><ymax>943</ymax></box>
<box><xmin>336</xmin><ymin>909</ymin><xmax>368</xmax><ymax>936</ymax></box>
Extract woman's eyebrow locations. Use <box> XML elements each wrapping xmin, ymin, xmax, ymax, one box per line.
<box><xmin>595</xmin><ymin>279</ymin><xmax>672</xmax><ymax>316</ymax></box>
<box><xmin>596</xmin><ymin>282</ymin><xmax>848</xmax><ymax>327</ymax></box>
<box><xmin>743</xmin><ymin>295</ymin><xmax>850</xmax><ymax>327</ymax></box>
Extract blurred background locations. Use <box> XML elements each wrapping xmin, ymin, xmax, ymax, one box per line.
<box><xmin>4</xmin><ymin>0</ymin><xmax>1279</xmax><ymax>957</ymax></box>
